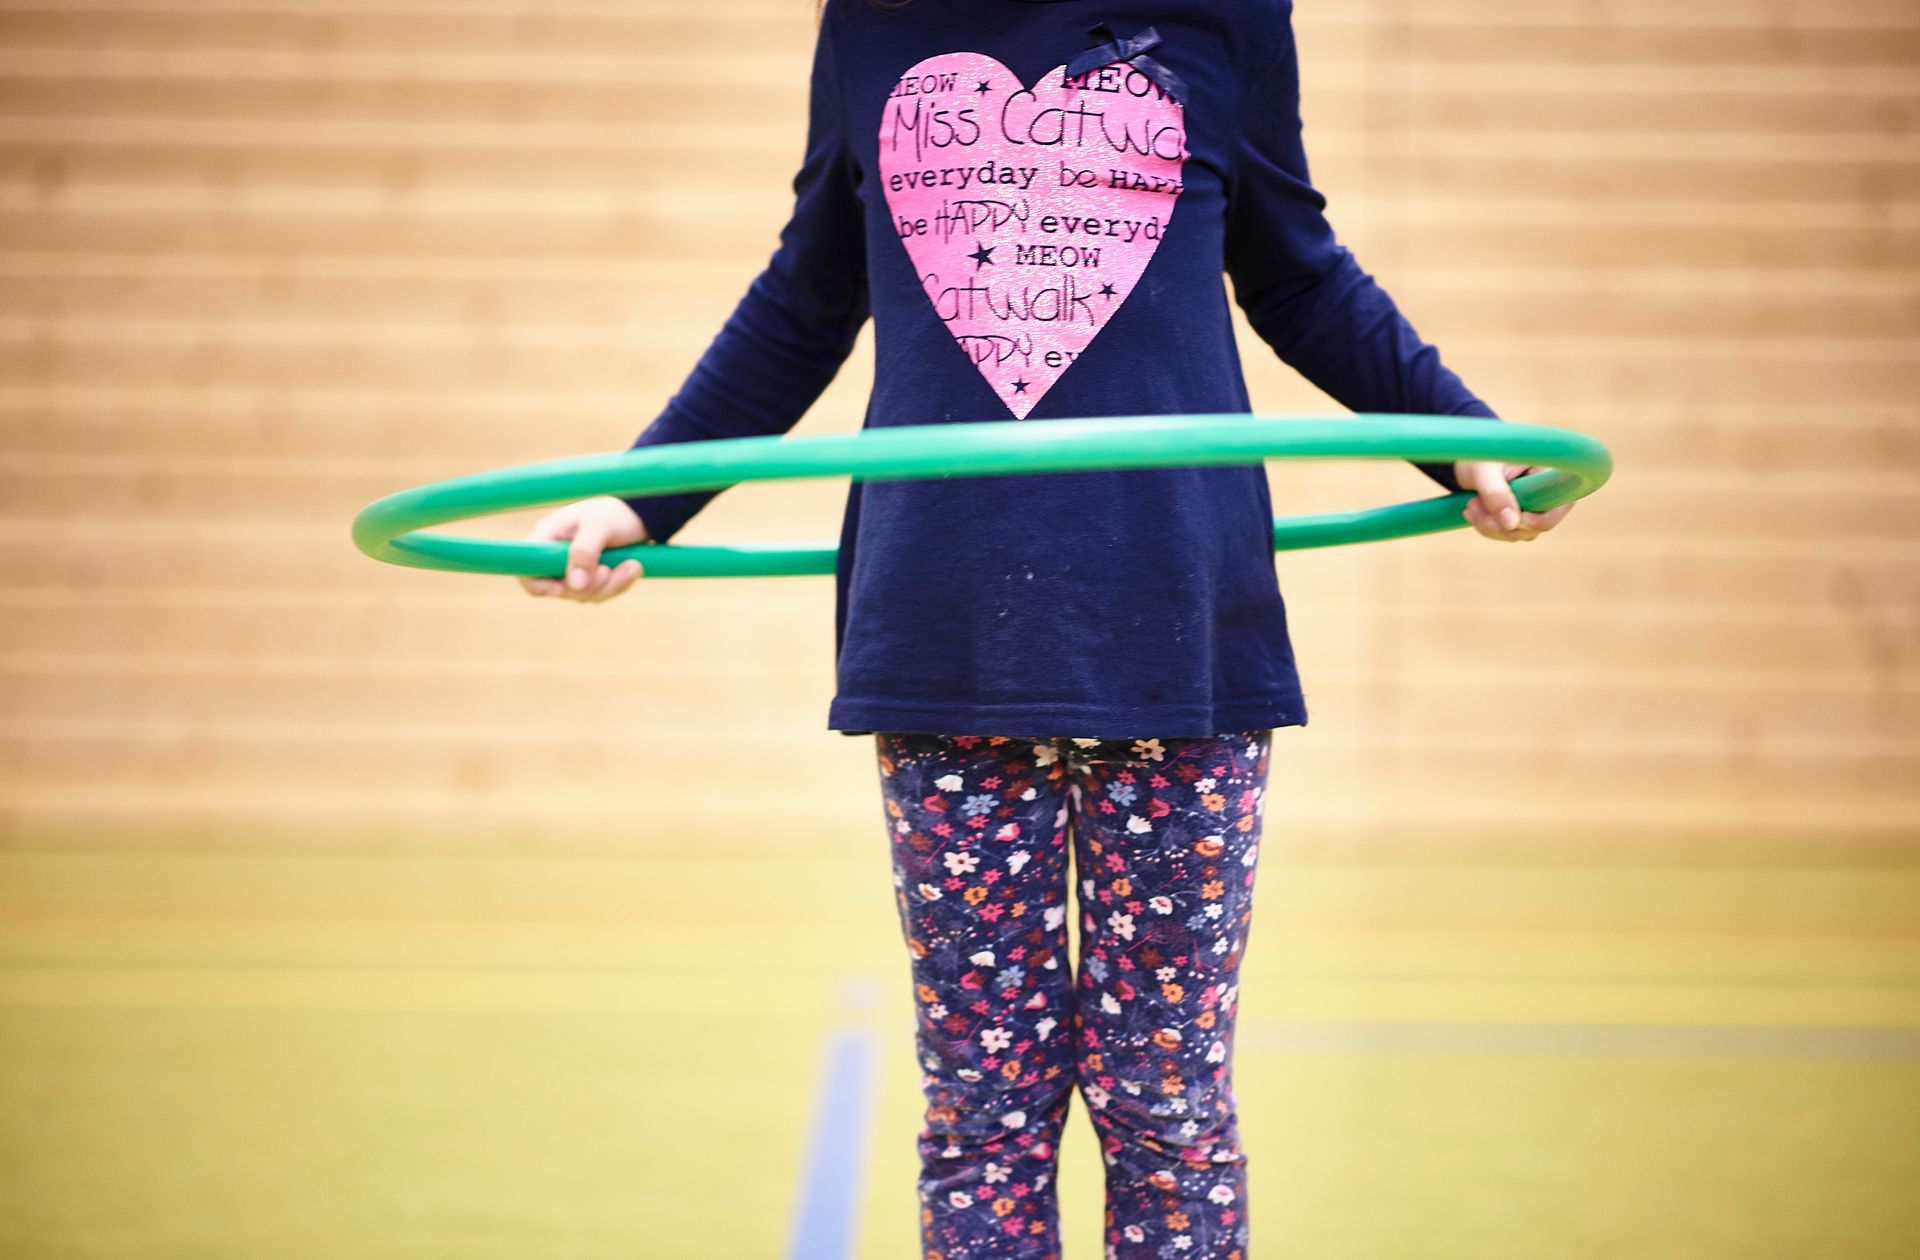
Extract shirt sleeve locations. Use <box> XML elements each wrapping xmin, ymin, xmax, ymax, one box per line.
<box><xmin>618</xmin><ymin>6</ymin><xmax>870</xmax><ymax>543</ymax></box>
<box><xmin>1222</xmin><ymin>1</ymin><xmax>1499</xmax><ymax>495</ymax></box>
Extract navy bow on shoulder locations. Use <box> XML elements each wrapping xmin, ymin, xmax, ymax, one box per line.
<box><xmin>1064</xmin><ymin>21</ymin><xmax>1187</xmax><ymax>106</ymax></box>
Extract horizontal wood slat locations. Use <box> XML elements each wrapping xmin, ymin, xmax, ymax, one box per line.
<box><xmin>0</xmin><ymin>0</ymin><xmax>1913</xmax><ymax>856</ymax></box>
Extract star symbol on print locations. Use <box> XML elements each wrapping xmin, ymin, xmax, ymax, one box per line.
<box><xmin>877</xmin><ymin>49</ymin><xmax>1188</xmax><ymax>421</ymax></box>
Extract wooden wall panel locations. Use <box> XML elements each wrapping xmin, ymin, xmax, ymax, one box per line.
<box><xmin>0</xmin><ymin>0</ymin><xmax>1914</xmax><ymax>859</ymax></box>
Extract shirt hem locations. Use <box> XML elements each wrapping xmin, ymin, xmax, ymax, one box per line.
<box><xmin>826</xmin><ymin>692</ymin><xmax>1309</xmax><ymax>740</ymax></box>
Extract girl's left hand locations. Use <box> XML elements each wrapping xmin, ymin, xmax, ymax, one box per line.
<box><xmin>1453</xmin><ymin>461</ymin><xmax>1576</xmax><ymax>542</ymax></box>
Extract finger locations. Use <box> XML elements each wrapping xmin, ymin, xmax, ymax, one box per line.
<box><xmin>595</xmin><ymin>559</ymin><xmax>645</xmax><ymax>600</ymax></box>
<box><xmin>525</xmin><ymin>510</ymin><xmax>582</xmax><ymax>586</ymax></box>
<box><xmin>1497</xmin><ymin>498</ymin><xmax>1546</xmax><ymax>541</ymax></box>
<box><xmin>1526</xmin><ymin>503</ymin><xmax>1575</xmax><ymax>531</ymax></box>
<box><xmin>1466</xmin><ymin>466</ymin><xmax>1523</xmax><ymax>532</ymax></box>
<box><xmin>527</xmin><ymin>507</ymin><xmax>581</xmax><ymax>543</ymax></box>
<box><xmin>1462</xmin><ymin>498</ymin><xmax>1507</xmax><ymax>541</ymax></box>
<box><xmin>586</xmin><ymin>565</ymin><xmax>629</xmax><ymax>602</ymax></box>
<box><xmin>565</xmin><ymin>521</ymin><xmax>609</xmax><ymax>591</ymax></box>
<box><xmin>1464</xmin><ymin>497</ymin><xmax>1526</xmax><ymax>542</ymax></box>
<box><xmin>1505</xmin><ymin>466</ymin><xmax>1562</xmax><ymax>527</ymax></box>
<box><xmin>518</xmin><ymin>576</ymin><xmax>562</xmax><ymax>596</ymax></box>
<box><xmin>564</xmin><ymin>563</ymin><xmax>613</xmax><ymax>601</ymax></box>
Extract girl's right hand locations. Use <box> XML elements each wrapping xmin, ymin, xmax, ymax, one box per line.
<box><xmin>518</xmin><ymin>496</ymin><xmax>650</xmax><ymax>601</ymax></box>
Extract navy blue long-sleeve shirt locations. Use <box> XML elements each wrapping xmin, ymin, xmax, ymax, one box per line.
<box><xmin>622</xmin><ymin>0</ymin><xmax>1500</xmax><ymax>740</ymax></box>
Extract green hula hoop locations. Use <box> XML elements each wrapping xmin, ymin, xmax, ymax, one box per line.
<box><xmin>350</xmin><ymin>413</ymin><xmax>1611</xmax><ymax>580</ymax></box>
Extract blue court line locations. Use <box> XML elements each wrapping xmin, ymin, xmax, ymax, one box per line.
<box><xmin>786</xmin><ymin>1022</ymin><xmax>881</xmax><ymax>1260</ymax></box>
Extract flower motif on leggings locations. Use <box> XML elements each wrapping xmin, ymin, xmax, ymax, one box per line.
<box><xmin>876</xmin><ymin>727</ymin><xmax>1271</xmax><ymax>1259</ymax></box>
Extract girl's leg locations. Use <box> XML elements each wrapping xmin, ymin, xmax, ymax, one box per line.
<box><xmin>875</xmin><ymin>732</ymin><xmax>1079</xmax><ymax>1260</ymax></box>
<box><xmin>1064</xmin><ymin>731</ymin><xmax>1271</xmax><ymax>1260</ymax></box>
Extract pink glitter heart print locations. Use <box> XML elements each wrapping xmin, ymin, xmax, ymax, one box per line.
<box><xmin>879</xmin><ymin>53</ymin><xmax>1188</xmax><ymax>418</ymax></box>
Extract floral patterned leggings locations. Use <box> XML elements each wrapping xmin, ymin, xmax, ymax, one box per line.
<box><xmin>873</xmin><ymin>729</ymin><xmax>1271</xmax><ymax>1260</ymax></box>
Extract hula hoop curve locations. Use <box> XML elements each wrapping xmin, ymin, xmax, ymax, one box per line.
<box><xmin>350</xmin><ymin>413</ymin><xmax>1611</xmax><ymax>579</ymax></box>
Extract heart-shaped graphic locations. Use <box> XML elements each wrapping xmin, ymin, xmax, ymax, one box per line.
<box><xmin>879</xmin><ymin>52</ymin><xmax>1188</xmax><ymax>418</ymax></box>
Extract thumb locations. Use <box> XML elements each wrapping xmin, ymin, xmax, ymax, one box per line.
<box><xmin>566</xmin><ymin>519</ymin><xmax>608</xmax><ymax>590</ymax></box>
<box><xmin>1464</xmin><ymin>461</ymin><xmax>1521</xmax><ymax>531</ymax></box>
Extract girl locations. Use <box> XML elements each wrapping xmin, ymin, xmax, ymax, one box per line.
<box><xmin>522</xmin><ymin>1</ymin><xmax>1573</xmax><ymax>1255</ymax></box>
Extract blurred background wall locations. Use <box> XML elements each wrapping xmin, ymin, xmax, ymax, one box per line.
<box><xmin>1</xmin><ymin>2</ymin><xmax>1915</xmax><ymax>1258</ymax></box>
<box><xmin>0</xmin><ymin>0</ymin><xmax>1912</xmax><ymax>856</ymax></box>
